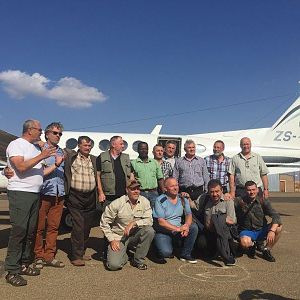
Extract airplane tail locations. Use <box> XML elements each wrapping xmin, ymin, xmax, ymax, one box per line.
<box><xmin>265</xmin><ymin>96</ymin><xmax>300</xmax><ymax>148</ymax></box>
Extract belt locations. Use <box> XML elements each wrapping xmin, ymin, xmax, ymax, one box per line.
<box><xmin>140</xmin><ymin>188</ymin><xmax>157</xmax><ymax>192</ymax></box>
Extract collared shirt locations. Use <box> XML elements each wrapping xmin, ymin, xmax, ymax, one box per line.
<box><xmin>70</xmin><ymin>152</ymin><xmax>96</xmax><ymax>192</ymax></box>
<box><xmin>153</xmin><ymin>194</ymin><xmax>192</xmax><ymax>227</ymax></box>
<box><xmin>204</xmin><ymin>197</ymin><xmax>236</xmax><ymax>229</ymax></box>
<box><xmin>160</xmin><ymin>160</ymin><xmax>173</xmax><ymax>179</ymax></box>
<box><xmin>192</xmin><ymin>194</ymin><xmax>236</xmax><ymax>228</ymax></box>
<box><xmin>41</xmin><ymin>143</ymin><xmax>65</xmax><ymax>197</ymax></box>
<box><xmin>234</xmin><ymin>196</ymin><xmax>282</xmax><ymax>231</ymax></box>
<box><xmin>173</xmin><ymin>155</ymin><xmax>209</xmax><ymax>190</ymax></box>
<box><xmin>204</xmin><ymin>155</ymin><xmax>231</xmax><ymax>186</ymax></box>
<box><xmin>100</xmin><ymin>194</ymin><xmax>153</xmax><ymax>242</ymax></box>
<box><xmin>228</xmin><ymin>152</ymin><xmax>269</xmax><ymax>188</ymax></box>
<box><xmin>163</xmin><ymin>156</ymin><xmax>176</xmax><ymax>168</ymax></box>
<box><xmin>131</xmin><ymin>157</ymin><xmax>163</xmax><ymax>190</ymax></box>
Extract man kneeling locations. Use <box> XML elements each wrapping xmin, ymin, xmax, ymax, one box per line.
<box><xmin>153</xmin><ymin>177</ymin><xmax>198</xmax><ymax>264</ymax></box>
<box><xmin>100</xmin><ymin>180</ymin><xmax>154</xmax><ymax>270</ymax></box>
<box><xmin>234</xmin><ymin>181</ymin><xmax>282</xmax><ymax>262</ymax></box>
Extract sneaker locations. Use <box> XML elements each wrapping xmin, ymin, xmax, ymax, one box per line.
<box><xmin>154</xmin><ymin>256</ymin><xmax>167</xmax><ymax>264</ymax></box>
<box><xmin>180</xmin><ymin>256</ymin><xmax>197</xmax><ymax>264</ymax></box>
<box><xmin>247</xmin><ymin>245</ymin><xmax>256</xmax><ymax>259</ymax></box>
<box><xmin>225</xmin><ymin>258</ymin><xmax>236</xmax><ymax>266</ymax></box>
<box><xmin>262</xmin><ymin>249</ymin><xmax>276</xmax><ymax>262</ymax></box>
<box><xmin>256</xmin><ymin>241</ymin><xmax>265</xmax><ymax>252</ymax></box>
<box><xmin>131</xmin><ymin>260</ymin><xmax>148</xmax><ymax>270</ymax></box>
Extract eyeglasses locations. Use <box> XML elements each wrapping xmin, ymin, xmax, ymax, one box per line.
<box><xmin>30</xmin><ymin>127</ymin><xmax>43</xmax><ymax>132</ymax></box>
<box><xmin>51</xmin><ymin>131</ymin><xmax>63</xmax><ymax>137</ymax></box>
<box><xmin>245</xmin><ymin>161</ymin><xmax>249</xmax><ymax>168</ymax></box>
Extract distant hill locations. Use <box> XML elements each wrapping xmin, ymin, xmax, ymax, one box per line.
<box><xmin>0</xmin><ymin>130</ymin><xmax>17</xmax><ymax>161</ymax></box>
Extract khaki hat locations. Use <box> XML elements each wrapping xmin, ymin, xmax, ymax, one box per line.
<box><xmin>127</xmin><ymin>179</ymin><xmax>141</xmax><ymax>189</ymax></box>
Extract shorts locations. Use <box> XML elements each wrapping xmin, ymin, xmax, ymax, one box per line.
<box><xmin>239</xmin><ymin>224</ymin><xmax>270</xmax><ymax>241</ymax></box>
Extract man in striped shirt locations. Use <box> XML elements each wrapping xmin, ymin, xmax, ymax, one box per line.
<box><xmin>204</xmin><ymin>140</ymin><xmax>231</xmax><ymax>193</ymax></box>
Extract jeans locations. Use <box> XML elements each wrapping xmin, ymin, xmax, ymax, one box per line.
<box><xmin>140</xmin><ymin>191</ymin><xmax>159</xmax><ymax>208</ymax></box>
<box><xmin>154</xmin><ymin>222</ymin><xmax>198</xmax><ymax>258</ymax></box>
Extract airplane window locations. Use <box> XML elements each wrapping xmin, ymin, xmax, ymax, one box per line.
<box><xmin>99</xmin><ymin>139</ymin><xmax>110</xmax><ymax>151</ymax></box>
<box><xmin>66</xmin><ymin>138</ymin><xmax>78</xmax><ymax>149</ymax></box>
<box><xmin>132</xmin><ymin>140</ymin><xmax>143</xmax><ymax>152</ymax></box>
<box><xmin>196</xmin><ymin>144</ymin><xmax>206</xmax><ymax>154</ymax></box>
<box><xmin>123</xmin><ymin>140</ymin><xmax>128</xmax><ymax>151</ymax></box>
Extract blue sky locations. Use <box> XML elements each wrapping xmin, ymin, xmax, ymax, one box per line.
<box><xmin>0</xmin><ymin>0</ymin><xmax>299</xmax><ymax>136</ymax></box>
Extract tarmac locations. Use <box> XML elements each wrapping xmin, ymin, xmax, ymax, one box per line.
<box><xmin>0</xmin><ymin>192</ymin><xmax>299</xmax><ymax>300</ymax></box>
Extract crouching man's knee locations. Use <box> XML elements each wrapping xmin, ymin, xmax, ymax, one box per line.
<box><xmin>107</xmin><ymin>260</ymin><xmax>124</xmax><ymax>271</ymax></box>
<box><xmin>141</xmin><ymin>226</ymin><xmax>155</xmax><ymax>240</ymax></box>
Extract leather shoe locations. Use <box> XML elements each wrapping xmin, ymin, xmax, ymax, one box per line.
<box><xmin>71</xmin><ymin>259</ymin><xmax>85</xmax><ymax>266</ymax></box>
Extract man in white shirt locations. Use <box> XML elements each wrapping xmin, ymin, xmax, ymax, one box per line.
<box><xmin>5</xmin><ymin>120</ymin><xmax>57</xmax><ymax>287</ymax></box>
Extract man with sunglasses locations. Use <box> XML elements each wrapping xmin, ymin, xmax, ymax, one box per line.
<box><xmin>100</xmin><ymin>179</ymin><xmax>154</xmax><ymax>271</ymax></box>
<box><xmin>4</xmin><ymin>120</ymin><xmax>58</xmax><ymax>287</ymax></box>
<box><xmin>33</xmin><ymin>122</ymin><xmax>65</xmax><ymax>269</ymax></box>
<box><xmin>228</xmin><ymin>137</ymin><xmax>269</xmax><ymax>199</ymax></box>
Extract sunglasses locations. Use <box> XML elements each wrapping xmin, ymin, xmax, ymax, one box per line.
<box><xmin>51</xmin><ymin>131</ymin><xmax>63</xmax><ymax>137</ymax></box>
<box><xmin>245</xmin><ymin>161</ymin><xmax>249</xmax><ymax>168</ymax></box>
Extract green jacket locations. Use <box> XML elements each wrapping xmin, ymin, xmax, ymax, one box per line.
<box><xmin>97</xmin><ymin>151</ymin><xmax>131</xmax><ymax>195</ymax></box>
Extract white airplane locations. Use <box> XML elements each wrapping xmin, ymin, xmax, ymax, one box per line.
<box><xmin>60</xmin><ymin>96</ymin><xmax>300</xmax><ymax>175</ymax></box>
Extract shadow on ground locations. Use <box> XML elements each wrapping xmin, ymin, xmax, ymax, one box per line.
<box><xmin>239</xmin><ymin>289</ymin><xmax>295</xmax><ymax>300</ymax></box>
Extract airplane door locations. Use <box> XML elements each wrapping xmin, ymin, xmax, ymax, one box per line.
<box><xmin>157</xmin><ymin>137</ymin><xmax>182</xmax><ymax>157</ymax></box>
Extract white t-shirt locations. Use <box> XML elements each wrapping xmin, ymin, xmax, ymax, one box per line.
<box><xmin>6</xmin><ymin>138</ymin><xmax>44</xmax><ymax>193</ymax></box>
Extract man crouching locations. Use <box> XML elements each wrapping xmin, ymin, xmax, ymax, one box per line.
<box><xmin>100</xmin><ymin>179</ymin><xmax>154</xmax><ymax>270</ymax></box>
<box><xmin>234</xmin><ymin>181</ymin><xmax>282</xmax><ymax>262</ymax></box>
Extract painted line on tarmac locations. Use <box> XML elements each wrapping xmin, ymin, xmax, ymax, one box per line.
<box><xmin>178</xmin><ymin>262</ymin><xmax>250</xmax><ymax>283</ymax></box>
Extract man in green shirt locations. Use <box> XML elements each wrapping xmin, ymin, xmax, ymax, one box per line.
<box><xmin>131</xmin><ymin>142</ymin><xmax>164</xmax><ymax>208</ymax></box>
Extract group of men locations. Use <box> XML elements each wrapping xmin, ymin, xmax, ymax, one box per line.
<box><xmin>3</xmin><ymin>119</ymin><xmax>282</xmax><ymax>287</ymax></box>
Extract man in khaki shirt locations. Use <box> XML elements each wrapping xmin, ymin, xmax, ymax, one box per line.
<box><xmin>100</xmin><ymin>179</ymin><xmax>154</xmax><ymax>271</ymax></box>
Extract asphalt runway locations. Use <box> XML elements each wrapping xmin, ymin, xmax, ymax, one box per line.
<box><xmin>0</xmin><ymin>193</ymin><xmax>299</xmax><ymax>300</ymax></box>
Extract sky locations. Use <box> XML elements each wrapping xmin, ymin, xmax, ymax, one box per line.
<box><xmin>0</xmin><ymin>0</ymin><xmax>299</xmax><ymax>137</ymax></box>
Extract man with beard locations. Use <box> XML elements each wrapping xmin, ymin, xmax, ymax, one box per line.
<box><xmin>204</xmin><ymin>140</ymin><xmax>231</xmax><ymax>193</ymax></box>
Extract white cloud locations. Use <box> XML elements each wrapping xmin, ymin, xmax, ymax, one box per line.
<box><xmin>0</xmin><ymin>70</ymin><xmax>106</xmax><ymax>108</ymax></box>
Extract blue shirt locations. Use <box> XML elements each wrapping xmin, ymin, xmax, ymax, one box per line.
<box><xmin>153</xmin><ymin>194</ymin><xmax>192</xmax><ymax>227</ymax></box>
<box><xmin>40</xmin><ymin>143</ymin><xmax>65</xmax><ymax>196</ymax></box>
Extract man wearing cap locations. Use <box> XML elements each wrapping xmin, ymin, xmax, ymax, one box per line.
<box><xmin>100</xmin><ymin>179</ymin><xmax>154</xmax><ymax>271</ymax></box>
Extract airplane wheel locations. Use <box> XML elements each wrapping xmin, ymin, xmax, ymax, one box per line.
<box><xmin>61</xmin><ymin>208</ymin><xmax>73</xmax><ymax>229</ymax></box>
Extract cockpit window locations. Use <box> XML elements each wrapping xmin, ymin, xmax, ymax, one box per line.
<box><xmin>123</xmin><ymin>140</ymin><xmax>128</xmax><ymax>151</ymax></box>
<box><xmin>66</xmin><ymin>138</ymin><xmax>78</xmax><ymax>149</ymax></box>
<box><xmin>99</xmin><ymin>139</ymin><xmax>110</xmax><ymax>151</ymax></box>
<box><xmin>196</xmin><ymin>144</ymin><xmax>206</xmax><ymax>154</ymax></box>
<box><xmin>132</xmin><ymin>140</ymin><xmax>143</xmax><ymax>152</ymax></box>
